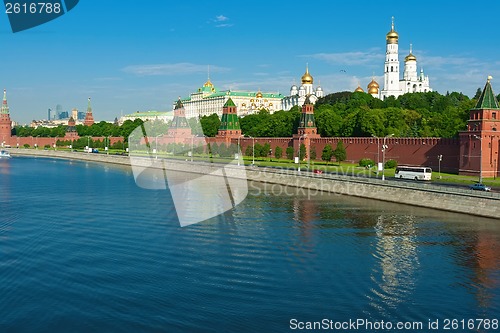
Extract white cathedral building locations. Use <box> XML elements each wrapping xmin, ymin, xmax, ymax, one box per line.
<box><xmin>362</xmin><ymin>18</ymin><xmax>432</xmax><ymax>99</ymax></box>
<box><xmin>282</xmin><ymin>65</ymin><xmax>324</xmax><ymax>110</ymax></box>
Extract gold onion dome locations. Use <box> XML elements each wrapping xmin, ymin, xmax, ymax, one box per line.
<box><xmin>301</xmin><ymin>66</ymin><xmax>313</xmax><ymax>84</ymax></box>
<box><xmin>203</xmin><ymin>79</ymin><xmax>214</xmax><ymax>87</ymax></box>
<box><xmin>405</xmin><ymin>44</ymin><xmax>417</xmax><ymax>62</ymax></box>
<box><xmin>405</xmin><ymin>53</ymin><xmax>417</xmax><ymax>62</ymax></box>
<box><xmin>354</xmin><ymin>85</ymin><xmax>364</xmax><ymax>93</ymax></box>
<box><xmin>367</xmin><ymin>79</ymin><xmax>379</xmax><ymax>94</ymax></box>
<box><xmin>386</xmin><ymin>17</ymin><xmax>399</xmax><ymax>44</ymax></box>
<box><xmin>256</xmin><ymin>91</ymin><xmax>263</xmax><ymax>98</ymax></box>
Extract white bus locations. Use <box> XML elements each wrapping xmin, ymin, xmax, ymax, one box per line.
<box><xmin>395</xmin><ymin>166</ymin><xmax>432</xmax><ymax>181</ymax></box>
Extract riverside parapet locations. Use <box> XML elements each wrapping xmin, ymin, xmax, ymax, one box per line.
<box><xmin>8</xmin><ymin>149</ymin><xmax>500</xmax><ymax>219</ymax></box>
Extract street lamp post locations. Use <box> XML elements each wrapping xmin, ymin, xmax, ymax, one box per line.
<box><xmin>155</xmin><ymin>134</ymin><xmax>162</xmax><ymax>160</ymax></box>
<box><xmin>474</xmin><ymin>135</ymin><xmax>483</xmax><ymax>183</ymax></box>
<box><xmin>298</xmin><ymin>134</ymin><xmax>306</xmax><ymax>173</ymax></box>
<box><xmin>372</xmin><ymin>134</ymin><xmax>380</xmax><ymax>177</ymax></box>
<box><xmin>190</xmin><ymin>135</ymin><xmax>194</xmax><ymax>162</ymax></box>
<box><xmin>437</xmin><ymin>154</ymin><xmax>443</xmax><ymax>179</ymax></box>
<box><xmin>87</xmin><ymin>136</ymin><xmax>90</xmax><ymax>153</ymax></box>
<box><xmin>251</xmin><ymin>136</ymin><xmax>255</xmax><ymax>166</ymax></box>
<box><xmin>381</xmin><ymin>133</ymin><xmax>394</xmax><ymax>181</ymax></box>
<box><xmin>105</xmin><ymin>136</ymin><xmax>109</xmax><ymax>155</ymax></box>
<box><xmin>237</xmin><ymin>135</ymin><xmax>244</xmax><ymax>166</ymax></box>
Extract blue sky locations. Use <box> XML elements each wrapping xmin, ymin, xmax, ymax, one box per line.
<box><xmin>2</xmin><ymin>0</ymin><xmax>500</xmax><ymax>124</ymax></box>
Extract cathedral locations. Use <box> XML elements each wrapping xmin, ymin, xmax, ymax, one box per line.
<box><xmin>362</xmin><ymin>17</ymin><xmax>432</xmax><ymax>99</ymax></box>
<box><xmin>282</xmin><ymin>65</ymin><xmax>324</xmax><ymax>111</ymax></box>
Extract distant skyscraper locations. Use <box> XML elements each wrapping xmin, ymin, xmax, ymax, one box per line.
<box><xmin>48</xmin><ymin>108</ymin><xmax>51</xmax><ymax>121</ymax></box>
<box><xmin>71</xmin><ymin>108</ymin><xmax>78</xmax><ymax>120</ymax></box>
<box><xmin>56</xmin><ymin>104</ymin><xmax>63</xmax><ymax>119</ymax></box>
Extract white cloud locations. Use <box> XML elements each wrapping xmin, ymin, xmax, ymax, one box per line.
<box><xmin>210</xmin><ymin>14</ymin><xmax>233</xmax><ymax>28</ymax></box>
<box><xmin>122</xmin><ymin>63</ymin><xmax>230</xmax><ymax>76</ymax></box>
<box><xmin>215</xmin><ymin>15</ymin><xmax>228</xmax><ymax>22</ymax></box>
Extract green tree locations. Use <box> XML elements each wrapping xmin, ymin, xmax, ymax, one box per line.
<box><xmin>310</xmin><ymin>146</ymin><xmax>317</xmax><ymax>160</ymax></box>
<box><xmin>274</xmin><ymin>146</ymin><xmax>283</xmax><ymax>159</ymax></box>
<box><xmin>333</xmin><ymin>141</ymin><xmax>346</xmax><ymax>163</ymax></box>
<box><xmin>200</xmin><ymin>114</ymin><xmax>220</xmax><ymax>137</ymax></box>
<box><xmin>286</xmin><ymin>146</ymin><xmax>294</xmax><ymax>160</ymax></box>
<box><xmin>299</xmin><ymin>143</ymin><xmax>306</xmax><ymax>160</ymax></box>
<box><xmin>321</xmin><ymin>145</ymin><xmax>333</xmax><ymax>164</ymax></box>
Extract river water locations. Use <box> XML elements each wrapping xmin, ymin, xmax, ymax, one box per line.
<box><xmin>0</xmin><ymin>157</ymin><xmax>498</xmax><ymax>332</ymax></box>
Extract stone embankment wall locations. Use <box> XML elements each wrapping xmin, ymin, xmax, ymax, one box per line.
<box><xmin>8</xmin><ymin>149</ymin><xmax>499</xmax><ymax>219</ymax></box>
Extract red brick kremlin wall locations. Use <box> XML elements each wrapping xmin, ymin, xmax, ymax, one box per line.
<box><xmin>232</xmin><ymin>136</ymin><xmax>460</xmax><ymax>173</ymax></box>
<box><xmin>8</xmin><ymin>136</ymin><xmax>124</xmax><ymax>148</ymax></box>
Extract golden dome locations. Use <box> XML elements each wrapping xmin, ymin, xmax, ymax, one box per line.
<box><xmin>368</xmin><ymin>86</ymin><xmax>379</xmax><ymax>94</ymax></box>
<box><xmin>354</xmin><ymin>85</ymin><xmax>364</xmax><ymax>93</ymax></box>
<box><xmin>301</xmin><ymin>65</ymin><xmax>313</xmax><ymax>84</ymax></box>
<box><xmin>386</xmin><ymin>17</ymin><xmax>399</xmax><ymax>44</ymax></box>
<box><xmin>405</xmin><ymin>44</ymin><xmax>416</xmax><ymax>62</ymax></box>
<box><xmin>367</xmin><ymin>79</ymin><xmax>379</xmax><ymax>89</ymax></box>
<box><xmin>203</xmin><ymin>79</ymin><xmax>214</xmax><ymax>87</ymax></box>
<box><xmin>405</xmin><ymin>53</ymin><xmax>416</xmax><ymax>62</ymax></box>
<box><xmin>256</xmin><ymin>91</ymin><xmax>263</xmax><ymax>98</ymax></box>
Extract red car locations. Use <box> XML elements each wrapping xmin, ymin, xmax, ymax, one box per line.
<box><xmin>313</xmin><ymin>169</ymin><xmax>323</xmax><ymax>174</ymax></box>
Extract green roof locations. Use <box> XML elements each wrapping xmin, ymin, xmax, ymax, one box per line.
<box><xmin>219</xmin><ymin>113</ymin><xmax>241</xmax><ymax>131</ymax></box>
<box><xmin>475</xmin><ymin>78</ymin><xmax>500</xmax><ymax>109</ymax></box>
<box><xmin>124</xmin><ymin>111</ymin><xmax>173</xmax><ymax>117</ymax></box>
<box><xmin>177</xmin><ymin>90</ymin><xmax>285</xmax><ymax>104</ymax></box>
<box><xmin>223</xmin><ymin>98</ymin><xmax>236</xmax><ymax>107</ymax></box>
<box><xmin>174</xmin><ymin>99</ymin><xmax>184</xmax><ymax>109</ymax></box>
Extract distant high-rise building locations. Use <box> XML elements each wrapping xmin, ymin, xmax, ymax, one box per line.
<box><xmin>77</xmin><ymin>111</ymin><xmax>85</xmax><ymax>120</ymax></box>
<box><xmin>48</xmin><ymin>108</ymin><xmax>51</xmax><ymax>121</ymax></box>
<box><xmin>56</xmin><ymin>104</ymin><xmax>63</xmax><ymax>119</ymax></box>
<box><xmin>59</xmin><ymin>111</ymin><xmax>69</xmax><ymax>119</ymax></box>
<box><xmin>71</xmin><ymin>108</ymin><xmax>78</xmax><ymax>120</ymax></box>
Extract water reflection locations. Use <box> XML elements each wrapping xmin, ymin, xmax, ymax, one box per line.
<box><xmin>369</xmin><ymin>214</ymin><xmax>419</xmax><ymax>315</ymax></box>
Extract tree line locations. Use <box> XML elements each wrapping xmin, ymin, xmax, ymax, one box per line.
<box><xmin>14</xmin><ymin>89</ymin><xmax>491</xmax><ymax>140</ymax></box>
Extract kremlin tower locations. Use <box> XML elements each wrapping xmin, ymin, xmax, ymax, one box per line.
<box><xmin>216</xmin><ymin>98</ymin><xmax>241</xmax><ymax>141</ymax></box>
<box><xmin>168</xmin><ymin>98</ymin><xmax>192</xmax><ymax>141</ymax></box>
<box><xmin>83</xmin><ymin>97</ymin><xmax>95</xmax><ymax>126</ymax></box>
<box><xmin>0</xmin><ymin>89</ymin><xmax>12</xmax><ymax>147</ymax></box>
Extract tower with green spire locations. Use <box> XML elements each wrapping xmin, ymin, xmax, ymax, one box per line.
<box><xmin>84</xmin><ymin>97</ymin><xmax>95</xmax><ymax>126</ymax></box>
<box><xmin>459</xmin><ymin>76</ymin><xmax>500</xmax><ymax>178</ymax></box>
<box><xmin>168</xmin><ymin>98</ymin><xmax>192</xmax><ymax>141</ymax></box>
<box><xmin>0</xmin><ymin>89</ymin><xmax>12</xmax><ymax>146</ymax></box>
<box><xmin>293</xmin><ymin>95</ymin><xmax>320</xmax><ymax>161</ymax></box>
<box><xmin>216</xmin><ymin>98</ymin><xmax>241</xmax><ymax>140</ymax></box>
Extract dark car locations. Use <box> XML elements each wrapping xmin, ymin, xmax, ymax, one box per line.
<box><xmin>469</xmin><ymin>183</ymin><xmax>491</xmax><ymax>191</ymax></box>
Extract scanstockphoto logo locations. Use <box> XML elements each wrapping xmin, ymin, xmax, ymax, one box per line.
<box><xmin>4</xmin><ymin>0</ymin><xmax>79</xmax><ymax>33</ymax></box>
<box><xmin>128</xmin><ymin>121</ymin><xmax>248</xmax><ymax>227</ymax></box>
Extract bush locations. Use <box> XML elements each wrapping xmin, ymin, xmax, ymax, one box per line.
<box><xmin>23</xmin><ymin>143</ymin><xmax>30</xmax><ymax>148</ymax></box>
<box><xmin>384</xmin><ymin>159</ymin><xmax>398</xmax><ymax>169</ymax></box>
<box><xmin>285</xmin><ymin>146</ymin><xmax>294</xmax><ymax>160</ymax></box>
<box><xmin>359</xmin><ymin>158</ymin><xmax>375</xmax><ymax>168</ymax></box>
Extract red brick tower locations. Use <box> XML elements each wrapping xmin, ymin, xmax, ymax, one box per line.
<box><xmin>84</xmin><ymin>97</ymin><xmax>95</xmax><ymax>126</ymax></box>
<box><xmin>459</xmin><ymin>76</ymin><xmax>500</xmax><ymax>179</ymax></box>
<box><xmin>0</xmin><ymin>89</ymin><xmax>12</xmax><ymax>146</ymax></box>
<box><xmin>168</xmin><ymin>98</ymin><xmax>192</xmax><ymax>142</ymax></box>
<box><xmin>293</xmin><ymin>95</ymin><xmax>320</xmax><ymax>159</ymax></box>
<box><xmin>65</xmin><ymin>116</ymin><xmax>79</xmax><ymax>139</ymax></box>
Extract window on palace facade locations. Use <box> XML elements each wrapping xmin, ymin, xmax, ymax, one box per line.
<box><xmin>493</xmin><ymin>112</ymin><xmax>497</xmax><ymax>120</ymax></box>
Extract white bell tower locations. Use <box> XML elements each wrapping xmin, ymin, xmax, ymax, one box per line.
<box><xmin>381</xmin><ymin>17</ymin><xmax>402</xmax><ymax>99</ymax></box>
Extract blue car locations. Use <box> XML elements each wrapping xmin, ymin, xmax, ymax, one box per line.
<box><xmin>469</xmin><ymin>183</ymin><xmax>491</xmax><ymax>191</ymax></box>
